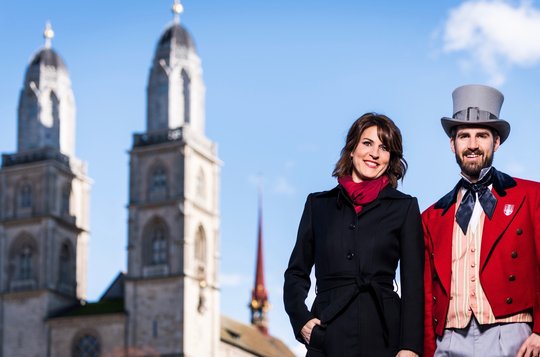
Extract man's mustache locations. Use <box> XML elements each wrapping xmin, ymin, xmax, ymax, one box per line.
<box><xmin>462</xmin><ymin>149</ymin><xmax>484</xmax><ymax>156</ymax></box>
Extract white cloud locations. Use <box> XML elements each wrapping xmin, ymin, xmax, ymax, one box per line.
<box><xmin>441</xmin><ymin>0</ymin><xmax>540</xmax><ymax>85</ymax></box>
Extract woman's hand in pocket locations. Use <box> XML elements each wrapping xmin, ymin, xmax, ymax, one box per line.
<box><xmin>301</xmin><ymin>318</ymin><xmax>321</xmax><ymax>344</ymax></box>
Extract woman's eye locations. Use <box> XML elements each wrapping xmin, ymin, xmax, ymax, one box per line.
<box><xmin>380</xmin><ymin>146</ymin><xmax>388</xmax><ymax>152</ymax></box>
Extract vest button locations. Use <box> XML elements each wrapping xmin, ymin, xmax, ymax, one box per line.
<box><xmin>511</xmin><ymin>251</ymin><xmax>518</xmax><ymax>259</ymax></box>
<box><xmin>516</xmin><ymin>228</ymin><xmax>523</xmax><ymax>235</ymax></box>
<box><xmin>346</xmin><ymin>252</ymin><xmax>355</xmax><ymax>260</ymax></box>
<box><xmin>349</xmin><ymin>223</ymin><xmax>356</xmax><ymax>230</ymax></box>
<box><xmin>506</xmin><ymin>297</ymin><xmax>513</xmax><ymax>304</ymax></box>
<box><xmin>508</xmin><ymin>275</ymin><xmax>516</xmax><ymax>282</ymax></box>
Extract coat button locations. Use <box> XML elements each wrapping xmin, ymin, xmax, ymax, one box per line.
<box><xmin>346</xmin><ymin>252</ymin><xmax>355</xmax><ymax>260</ymax></box>
<box><xmin>349</xmin><ymin>223</ymin><xmax>356</xmax><ymax>230</ymax></box>
<box><xmin>434</xmin><ymin>318</ymin><xmax>438</xmax><ymax>325</ymax></box>
<box><xmin>511</xmin><ymin>251</ymin><xmax>518</xmax><ymax>259</ymax></box>
<box><xmin>516</xmin><ymin>228</ymin><xmax>523</xmax><ymax>235</ymax></box>
<box><xmin>433</xmin><ymin>296</ymin><xmax>437</xmax><ymax>302</ymax></box>
<box><xmin>508</xmin><ymin>275</ymin><xmax>516</xmax><ymax>282</ymax></box>
<box><xmin>506</xmin><ymin>297</ymin><xmax>513</xmax><ymax>304</ymax></box>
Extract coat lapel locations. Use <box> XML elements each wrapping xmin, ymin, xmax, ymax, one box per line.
<box><xmin>480</xmin><ymin>188</ymin><xmax>524</xmax><ymax>270</ymax></box>
<box><xmin>430</xmin><ymin>205</ymin><xmax>455</xmax><ymax>295</ymax></box>
<box><xmin>429</xmin><ymin>181</ymin><xmax>461</xmax><ymax>294</ymax></box>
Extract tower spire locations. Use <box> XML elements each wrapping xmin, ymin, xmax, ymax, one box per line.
<box><xmin>172</xmin><ymin>0</ymin><xmax>184</xmax><ymax>24</ymax></box>
<box><xmin>43</xmin><ymin>21</ymin><xmax>54</xmax><ymax>49</ymax></box>
<box><xmin>250</xmin><ymin>187</ymin><xmax>270</xmax><ymax>335</ymax></box>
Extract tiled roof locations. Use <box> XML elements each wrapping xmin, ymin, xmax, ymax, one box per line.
<box><xmin>221</xmin><ymin>315</ymin><xmax>295</xmax><ymax>357</ymax></box>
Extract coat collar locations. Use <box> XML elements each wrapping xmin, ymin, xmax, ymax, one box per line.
<box><xmin>434</xmin><ymin>167</ymin><xmax>516</xmax><ymax>215</ymax></box>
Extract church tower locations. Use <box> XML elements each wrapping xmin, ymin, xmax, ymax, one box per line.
<box><xmin>124</xmin><ymin>1</ymin><xmax>221</xmax><ymax>355</ymax></box>
<box><xmin>250</xmin><ymin>192</ymin><xmax>270</xmax><ymax>335</ymax></box>
<box><xmin>0</xmin><ymin>23</ymin><xmax>90</xmax><ymax>356</ymax></box>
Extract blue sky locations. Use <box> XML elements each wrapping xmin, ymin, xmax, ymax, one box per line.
<box><xmin>2</xmin><ymin>1</ymin><xmax>540</xmax><ymax>355</ymax></box>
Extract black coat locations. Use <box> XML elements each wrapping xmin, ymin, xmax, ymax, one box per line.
<box><xmin>284</xmin><ymin>185</ymin><xmax>424</xmax><ymax>357</ymax></box>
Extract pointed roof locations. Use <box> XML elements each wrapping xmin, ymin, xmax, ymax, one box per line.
<box><xmin>252</xmin><ymin>197</ymin><xmax>267</xmax><ymax>302</ymax></box>
<box><xmin>29</xmin><ymin>22</ymin><xmax>66</xmax><ymax>70</ymax></box>
<box><xmin>154</xmin><ymin>0</ymin><xmax>196</xmax><ymax>60</ymax></box>
<box><xmin>250</xmin><ymin>190</ymin><xmax>270</xmax><ymax>335</ymax></box>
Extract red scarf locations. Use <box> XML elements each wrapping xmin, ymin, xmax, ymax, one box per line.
<box><xmin>338</xmin><ymin>175</ymin><xmax>389</xmax><ymax>213</ymax></box>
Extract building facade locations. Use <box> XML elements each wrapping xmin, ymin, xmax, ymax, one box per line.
<box><xmin>0</xmin><ymin>2</ymin><xmax>294</xmax><ymax>357</ymax></box>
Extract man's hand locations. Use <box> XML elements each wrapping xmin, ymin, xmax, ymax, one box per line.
<box><xmin>517</xmin><ymin>333</ymin><xmax>540</xmax><ymax>357</ymax></box>
<box><xmin>300</xmin><ymin>318</ymin><xmax>321</xmax><ymax>344</ymax></box>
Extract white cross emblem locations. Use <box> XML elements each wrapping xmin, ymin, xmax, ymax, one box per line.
<box><xmin>503</xmin><ymin>204</ymin><xmax>514</xmax><ymax>216</ymax></box>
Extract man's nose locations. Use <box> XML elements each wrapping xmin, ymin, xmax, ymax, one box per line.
<box><xmin>468</xmin><ymin>138</ymin><xmax>479</xmax><ymax>150</ymax></box>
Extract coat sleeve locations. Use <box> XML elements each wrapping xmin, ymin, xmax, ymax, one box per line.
<box><xmin>422</xmin><ymin>209</ymin><xmax>436</xmax><ymax>357</ymax></box>
<box><xmin>399</xmin><ymin>197</ymin><xmax>425</xmax><ymax>355</ymax></box>
<box><xmin>283</xmin><ymin>194</ymin><xmax>316</xmax><ymax>344</ymax></box>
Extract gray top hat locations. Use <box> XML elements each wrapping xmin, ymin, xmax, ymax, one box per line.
<box><xmin>441</xmin><ymin>84</ymin><xmax>511</xmax><ymax>143</ymax></box>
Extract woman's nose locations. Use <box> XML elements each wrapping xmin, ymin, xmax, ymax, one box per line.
<box><xmin>369</xmin><ymin>147</ymin><xmax>379</xmax><ymax>158</ymax></box>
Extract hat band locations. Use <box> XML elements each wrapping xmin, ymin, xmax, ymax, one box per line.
<box><xmin>453</xmin><ymin>107</ymin><xmax>498</xmax><ymax>122</ymax></box>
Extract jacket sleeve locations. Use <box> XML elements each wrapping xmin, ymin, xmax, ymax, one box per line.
<box><xmin>422</xmin><ymin>209</ymin><xmax>436</xmax><ymax>357</ymax></box>
<box><xmin>398</xmin><ymin>197</ymin><xmax>425</xmax><ymax>355</ymax></box>
<box><xmin>283</xmin><ymin>194</ymin><xmax>315</xmax><ymax>344</ymax></box>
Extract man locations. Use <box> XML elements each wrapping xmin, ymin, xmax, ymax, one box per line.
<box><xmin>423</xmin><ymin>84</ymin><xmax>540</xmax><ymax>357</ymax></box>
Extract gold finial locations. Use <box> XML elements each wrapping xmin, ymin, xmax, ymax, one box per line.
<box><xmin>172</xmin><ymin>0</ymin><xmax>184</xmax><ymax>24</ymax></box>
<box><xmin>43</xmin><ymin>21</ymin><xmax>54</xmax><ymax>48</ymax></box>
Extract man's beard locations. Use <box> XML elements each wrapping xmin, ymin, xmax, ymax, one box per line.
<box><xmin>455</xmin><ymin>149</ymin><xmax>494</xmax><ymax>180</ymax></box>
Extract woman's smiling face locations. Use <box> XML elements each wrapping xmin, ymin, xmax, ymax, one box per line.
<box><xmin>350</xmin><ymin>125</ymin><xmax>390</xmax><ymax>183</ymax></box>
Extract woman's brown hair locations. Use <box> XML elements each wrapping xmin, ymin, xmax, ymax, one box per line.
<box><xmin>332</xmin><ymin>112</ymin><xmax>408</xmax><ymax>188</ymax></box>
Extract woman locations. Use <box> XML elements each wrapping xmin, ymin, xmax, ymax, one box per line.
<box><xmin>283</xmin><ymin>113</ymin><xmax>423</xmax><ymax>357</ymax></box>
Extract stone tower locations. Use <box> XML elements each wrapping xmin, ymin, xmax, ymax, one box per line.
<box><xmin>124</xmin><ymin>1</ymin><xmax>221</xmax><ymax>355</ymax></box>
<box><xmin>0</xmin><ymin>23</ymin><xmax>91</xmax><ymax>356</ymax></box>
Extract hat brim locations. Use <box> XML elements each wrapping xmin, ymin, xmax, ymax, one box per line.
<box><xmin>441</xmin><ymin>117</ymin><xmax>510</xmax><ymax>144</ymax></box>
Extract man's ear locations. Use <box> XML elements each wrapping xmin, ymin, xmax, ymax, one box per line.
<box><xmin>450</xmin><ymin>137</ymin><xmax>456</xmax><ymax>154</ymax></box>
<box><xmin>493</xmin><ymin>136</ymin><xmax>501</xmax><ymax>152</ymax></box>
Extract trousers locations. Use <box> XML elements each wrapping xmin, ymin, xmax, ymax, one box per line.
<box><xmin>434</xmin><ymin>317</ymin><xmax>531</xmax><ymax>357</ymax></box>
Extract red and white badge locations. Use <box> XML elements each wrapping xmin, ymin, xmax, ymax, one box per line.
<box><xmin>503</xmin><ymin>204</ymin><xmax>514</xmax><ymax>216</ymax></box>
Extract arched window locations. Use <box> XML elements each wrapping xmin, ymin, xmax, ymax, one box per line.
<box><xmin>51</xmin><ymin>92</ymin><xmax>60</xmax><ymax>124</ymax></box>
<box><xmin>19</xmin><ymin>184</ymin><xmax>32</xmax><ymax>208</ymax></box>
<box><xmin>142</xmin><ymin>218</ymin><xmax>170</xmax><ymax>277</ymax></box>
<box><xmin>18</xmin><ymin>244</ymin><xmax>33</xmax><ymax>280</ymax></box>
<box><xmin>196</xmin><ymin>168</ymin><xmax>206</xmax><ymax>200</ymax></box>
<box><xmin>150</xmin><ymin>67</ymin><xmax>169</xmax><ymax>130</ymax></box>
<box><xmin>72</xmin><ymin>333</ymin><xmax>100</xmax><ymax>357</ymax></box>
<box><xmin>148</xmin><ymin>165</ymin><xmax>168</xmax><ymax>201</ymax></box>
<box><xmin>58</xmin><ymin>242</ymin><xmax>73</xmax><ymax>291</ymax></box>
<box><xmin>49</xmin><ymin>91</ymin><xmax>60</xmax><ymax>147</ymax></box>
<box><xmin>9</xmin><ymin>236</ymin><xmax>38</xmax><ymax>291</ymax></box>
<box><xmin>181</xmin><ymin>69</ymin><xmax>191</xmax><ymax>124</ymax></box>
<box><xmin>151</xmin><ymin>225</ymin><xmax>167</xmax><ymax>265</ymax></box>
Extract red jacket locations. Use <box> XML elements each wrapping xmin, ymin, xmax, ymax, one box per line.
<box><xmin>422</xmin><ymin>169</ymin><xmax>540</xmax><ymax>357</ymax></box>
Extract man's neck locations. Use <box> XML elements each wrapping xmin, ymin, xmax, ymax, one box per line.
<box><xmin>461</xmin><ymin>166</ymin><xmax>492</xmax><ymax>184</ymax></box>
